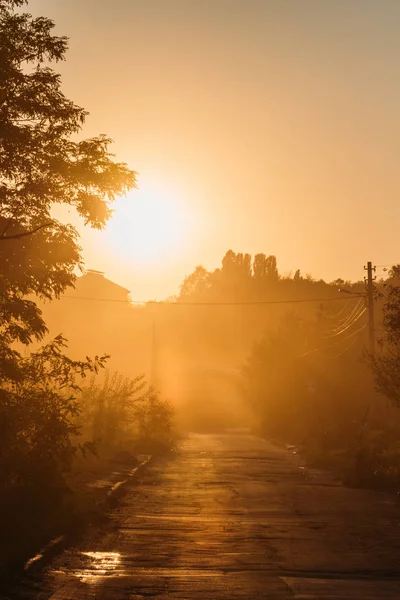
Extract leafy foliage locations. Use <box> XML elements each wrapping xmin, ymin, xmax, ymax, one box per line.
<box><xmin>134</xmin><ymin>388</ymin><xmax>175</xmax><ymax>445</ymax></box>
<box><xmin>0</xmin><ymin>0</ymin><xmax>136</xmax><ymax>350</ymax></box>
<box><xmin>0</xmin><ymin>0</ymin><xmax>136</xmax><ymax>498</ymax></box>
<box><xmin>79</xmin><ymin>371</ymin><xmax>175</xmax><ymax>451</ymax></box>
<box><xmin>241</xmin><ymin>313</ymin><xmax>312</xmax><ymax>434</ymax></box>
<box><xmin>0</xmin><ymin>335</ymin><xmax>107</xmax><ymax>491</ymax></box>
<box><xmin>80</xmin><ymin>371</ymin><xmax>146</xmax><ymax>447</ymax></box>
<box><xmin>178</xmin><ymin>250</ymin><xmax>341</xmax><ymax>303</ymax></box>
<box><xmin>370</xmin><ymin>266</ymin><xmax>400</xmax><ymax>407</ymax></box>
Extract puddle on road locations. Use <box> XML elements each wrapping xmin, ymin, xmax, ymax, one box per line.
<box><xmin>74</xmin><ymin>551</ymin><xmax>121</xmax><ymax>583</ymax></box>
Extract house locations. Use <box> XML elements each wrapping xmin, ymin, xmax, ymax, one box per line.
<box><xmin>68</xmin><ymin>269</ymin><xmax>131</xmax><ymax>303</ymax></box>
<box><xmin>40</xmin><ymin>269</ymin><xmax>153</xmax><ymax>378</ymax></box>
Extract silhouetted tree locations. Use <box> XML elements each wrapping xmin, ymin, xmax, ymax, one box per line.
<box><xmin>0</xmin><ymin>336</ymin><xmax>107</xmax><ymax>491</ymax></box>
<box><xmin>0</xmin><ymin>0</ymin><xmax>136</xmax><ymax>358</ymax></box>
<box><xmin>265</xmin><ymin>255</ymin><xmax>279</xmax><ymax>280</ymax></box>
<box><xmin>0</xmin><ymin>0</ymin><xmax>136</xmax><ymax>495</ymax></box>
<box><xmin>253</xmin><ymin>253</ymin><xmax>267</xmax><ymax>279</ymax></box>
<box><xmin>294</xmin><ymin>269</ymin><xmax>302</xmax><ymax>281</ymax></box>
<box><xmin>253</xmin><ymin>253</ymin><xmax>278</xmax><ymax>280</ymax></box>
<box><xmin>180</xmin><ymin>265</ymin><xmax>210</xmax><ymax>298</ymax></box>
<box><xmin>241</xmin><ymin>312</ymin><xmax>310</xmax><ymax>433</ymax></box>
<box><xmin>370</xmin><ymin>266</ymin><xmax>400</xmax><ymax>407</ymax></box>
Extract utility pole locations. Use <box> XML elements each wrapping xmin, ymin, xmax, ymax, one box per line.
<box><xmin>150</xmin><ymin>303</ymin><xmax>159</xmax><ymax>389</ymax></box>
<box><xmin>150</xmin><ymin>313</ymin><xmax>157</xmax><ymax>388</ymax></box>
<box><xmin>364</xmin><ymin>261</ymin><xmax>376</xmax><ymax>354</ymax></box>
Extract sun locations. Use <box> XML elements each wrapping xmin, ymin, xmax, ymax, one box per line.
<box><xmin>104</xmin><ymin>181</ymin><xmax>192</xmax><ymax>267</ymax></box>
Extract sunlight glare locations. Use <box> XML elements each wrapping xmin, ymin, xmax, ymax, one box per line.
<box><xmin>105</xmin><ymin>182</ymin><xmax>193</xmax><ymax>267</ymax></box>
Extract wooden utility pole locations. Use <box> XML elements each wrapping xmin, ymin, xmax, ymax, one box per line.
<box><xmin>364</xmin><ymin>261</ymin><xmax>376</xmax><ymax>354</ymax></box>
<box><xmin>150</xmin><ymin>311</ymin><xmax>157</xmax><ymax>388</ymax></box>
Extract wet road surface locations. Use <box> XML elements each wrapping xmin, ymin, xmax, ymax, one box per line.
<box><xmin>21</xmin><ymin>431</ymin><xmax>400</xmax><ymax>598</ymax></box>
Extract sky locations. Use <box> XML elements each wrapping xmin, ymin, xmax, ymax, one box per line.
<box><xmin>29</xmin><ymin>0</ymin><xmax>400</xmax><ymax>300</ymax></box>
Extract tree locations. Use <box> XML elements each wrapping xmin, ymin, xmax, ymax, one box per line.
<box><xmin>80</xmin><ymin>371</ymin><xmax>146</xmax><ymax>447</ymax></box>
<box><xmin>265</xmin><ymin>255</ymin><xmax>279</xmax><ymax>280</ymax></box>
<box><xmin>179</xmin><ymin>265</ymin><xmax>210</xmax><ymax>299</ymax></box>
<box><xmin>253</xmin><ymin>253</ymin><xmax>278</xmax><ymax>280</ymax></box>
<box><xmin>370</xmin><ymin>266</ymin><xmax>400</xmax><ymax>407</ymax></box>
<box><xmin>0</xmin><ymin>0</ymin><xmax>136</xmax><ymax>357</ymax></box>
<box><xmin>0</xmin><ymin>1</ymin><xmax>136</xmax><ymax>494</ymax></box>
<box><xmin>253</xmin><ymin>253</ymin><xmax>267</xmax><ymax>279</ymax></box>
<box><xmin>241</xmin><ymin>312</ymin><xmax>310</xmax><ymax>434</ymax></box>
<box><xmin>0</xmin><ymin>336</ymin><xmax>107</xmax><ymax>491</ymax></box>
<box><xmin>218</xmin><ymin>250</ymin><xmax>251</xmax><ymax>292</ymax></box>
<box><xmin>133</xmin><ymin>388</ymin><xmax>175</xmax><ymax>450</ymax></box>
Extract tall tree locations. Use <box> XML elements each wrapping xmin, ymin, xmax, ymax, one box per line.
<box><xmin>179</xmin><ymin>265</ymin><xmax>210</xmax><ymax>299</ymax></box>
<box><xmin>265</xmin><ymin>255</ymin><xmax>279</xmax><ymax>280</ymax></box>
<box><xmin>253</xmin><ymin>253</ymin><xmax>267</xmax><ymax>279</ymax></box>
<box><xmin>370</xmin><ymin>266</ymin><xmax>400</xmax><ymax>407</ymax></box>
<box><xmin>0</xmin><ymin>0</ymin><xmax>136</xmax><ymax>360</ymax></box>
<box><xmin>252</xmin><ymin>254</ymin><xmax>278</xmax><ymax>280</ymax></box>
<box><xmin>0</xmin><ymin>0</ymin><xmax>136</xmax><ymax>493</ymax></box>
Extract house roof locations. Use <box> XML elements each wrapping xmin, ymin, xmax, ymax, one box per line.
<box><xmin>69</xmin><ymin>269</ymin><xmax>131</xmax><ymax>300</ymax></box>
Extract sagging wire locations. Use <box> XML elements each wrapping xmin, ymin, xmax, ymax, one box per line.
<box><xmin>322</xmin><ymin>325</ymin><xmax>368</xmax><ymax>358</ymax></box>
<box><xmin>321</xmin><ymin>306</ymin><xmax>367</xmax><ymax>339</ymax></box>
<box><xmin>296</xmin><ymin>324</ymin><xmax>368</xmax><ymax>360</ymax></box>
<box><xmin>321</xmin><ymin>298</ymin><xmax>365</xmax><ymax>334</ymax></box>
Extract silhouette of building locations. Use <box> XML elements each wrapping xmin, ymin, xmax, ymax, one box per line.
<box><xmin>68</xmin><ymin>269</ymin><xmax>131</xmax><ymax>302</ymax></box>
<box><xmin>39</xmin><ymin>268</ymin><xmax>153</xmax><ymax>377</ymax></box>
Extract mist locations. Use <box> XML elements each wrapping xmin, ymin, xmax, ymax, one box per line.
<box><xmin>2</xmin><ymin>1</ymin><xmax>400</xmax><ymax>598</ymax></box>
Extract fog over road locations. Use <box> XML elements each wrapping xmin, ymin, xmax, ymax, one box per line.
<box><xmin>22</xmin><ymin>431</ymin><xmax>400</xmax><ymax>599</ymax></box>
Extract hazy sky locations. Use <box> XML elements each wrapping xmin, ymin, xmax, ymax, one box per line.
<box><xmin>30</xmin><ymin>0</ymin><xmax>400</xmax><ymax>299</ymax></box>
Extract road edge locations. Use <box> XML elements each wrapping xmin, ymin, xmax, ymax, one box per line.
<box><xmin>23</xmin><ymin>454</ymin><xmax>153</xmax><ymax>575</ymax></box>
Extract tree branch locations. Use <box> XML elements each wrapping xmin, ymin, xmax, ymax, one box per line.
<box><xmin>0</xmin><ymin>222</ymin><xmax>53</xmax><ymax>240</ymax></box>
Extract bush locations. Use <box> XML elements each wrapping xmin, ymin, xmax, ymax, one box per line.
<box><xmin>79</xmin><ymin>371</ymin><xmax>146</xmax><ymax>449</ymax></box>
<box><xmin>79</xmin><ymin>371</ymin><xmax>176</xmax><ymax>454</ymax></box>
<box><xmin>133</xmin><ymin>388</ymin><xmax>175</xmax><ymax>453</ymax></box>
<box><xmin>0</xmin><ymin>336</ymin><xmax>106</xmax><ymax>496</ymax></box>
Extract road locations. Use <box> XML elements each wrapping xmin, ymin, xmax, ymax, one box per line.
<box><xmin>19</xmin><ymin>431</ymin><xmax>400</xmax><ymax>599</ymax></box>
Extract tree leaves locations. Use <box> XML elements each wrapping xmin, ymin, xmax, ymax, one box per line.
<box><xmin>0</xmin><ymin>336</ymin><xmax>108</xmax><ymax>489</ymax></box>
<box><xmin>0</xmin><ymin>0</ymin><xmax>135</xmax><ymax>495</ymax></box>
<box><xmin>0</xmin><ymin>1</ymin><xmax>136</xmax><ymax>347</ymax></box>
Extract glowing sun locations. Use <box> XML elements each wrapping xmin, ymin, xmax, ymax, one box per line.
<box><xmin>105</xmin><ymin>182</ymin><xmax>192</xmax><ymax>266</ymax></box>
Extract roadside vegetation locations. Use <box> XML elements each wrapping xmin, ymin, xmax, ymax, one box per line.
<box><xmin>177</xmin><ymin>249</ymin><xmax>400</xmax><ymax>493</ymax></box>
<box><xmin>240</xmin><ymin>267</ymin><xmax>400</xmax><ymax>492</ymax></box>
<box><xmin>78</xmin><ymin>370</ymin><xmax>176</xmax><ymax>455</ymax></box>
<box><xmin>0</xmin><ymin>0</ymin><xmax>176</xmax><ymax>577</ymax></box>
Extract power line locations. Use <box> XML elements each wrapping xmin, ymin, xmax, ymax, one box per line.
<box><xmin>322</xmin><ymin>327</ymin><xmax>366</xmax><ymax>358</ymax></box>
<box><xmin>63</xmin><ymin>295</ymin><xmax>137</xmax><ymax>304</ymax></box>
<box><xmin>62</xmin><ymin>294</ymin><xmax>362</xmax><ymax>307</ymax></box>
<box><xmin>321</xmin><ymin>298</ymin><xmax>364</xmax><ymax>333</ymax></box>
<box><xmin>323</xmin><ymin>298</ymin><xmax>357</xmax><ymax>320</ymax></box>
<box><xmin>297</xmin><ymin>324</ymin><xmax>368</xmax><ymax>360</ymax></box>
<box><xmin>321</xmin><ymin>306</ymin><xmax>367</xmax><ymax>339</ymax></box>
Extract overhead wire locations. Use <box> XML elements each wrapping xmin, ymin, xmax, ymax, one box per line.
<box><xmin>61</xmin><ymin>294</ymin><xmax>362</xmax><ymax>306</ymax></box>
<box><xmin>322</xmin><ymin>328</ymin><xmax>367</xmax><ymax>358</ymax></box>
<box><xmin>321</xmin><ymin>306</ymin><xmax>367</xmax><ymax>338</ymax></box>
<box><xmin>321</xmin><ymin>298</ymin><xmax>365</xmax><ymax>333</ymax></box>
<box><xmin>60</xmin><ymin>290</ymin><xmax>369</xmax><ymax>362</ymax></box>
<box><xmin>323</xmin><ymin>298</ymin><xmax>358</xmax><ymax>320</ymax></box>
<box><xmin>297</xmin><ymin>324</ymin><xmax>368</xmax><ymax>360</ymax></box>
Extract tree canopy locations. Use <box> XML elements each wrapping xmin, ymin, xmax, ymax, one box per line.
<box><xmin>0</xmin><ymin>0</ymin><xmax>137</xmax><ymax>492</ymax></box>
<box><xmin>0</xmin><ymin>0</ymin><xmax>136</xmax><ymax>354</ymax></box>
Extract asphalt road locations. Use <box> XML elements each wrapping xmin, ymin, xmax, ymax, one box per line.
<box><xmin>20</xmin><ymin>431</ymin><xmax>400</xmax><ymax>599</ymax></box>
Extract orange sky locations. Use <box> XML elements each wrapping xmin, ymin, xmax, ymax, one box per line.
<box><xmin>30</xmin><ymin>0</ymin><xmax>400</xmax><ymax>300</ymax></box>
